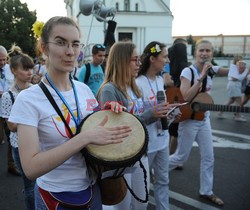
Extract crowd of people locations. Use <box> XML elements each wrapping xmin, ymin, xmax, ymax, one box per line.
<box><xmin>0</xmin><ymin>16</ymin><xmax>249</xmax><ymax>210</ymax></box>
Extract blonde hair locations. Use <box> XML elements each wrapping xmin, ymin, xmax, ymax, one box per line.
<box><xmin>195</xmin><ymin>40</ymin><xmax>214</xmax><ymax>52</ymax></box>
<box><xmin>98</xmin><ymin>41</ymin><xmax>141</xmax><ymax>98</ymax></box>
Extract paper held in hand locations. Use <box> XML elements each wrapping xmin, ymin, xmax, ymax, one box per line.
<box><xmin>167</xmin><ymin>102</ymin><xmax>189</xmax><ymax>126</ymax></box>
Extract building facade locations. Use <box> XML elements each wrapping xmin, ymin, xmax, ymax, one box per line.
<box><xmin>64</xmin><ymin>0</ymin><xmax>173</xmax><ymax>54</ymax></box>
<box><xmin>174</xmin><ymin>34</ymin><xmax>250</xmax><ymax>57</ymax></box>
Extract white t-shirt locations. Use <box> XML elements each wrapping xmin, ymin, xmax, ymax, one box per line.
<box><xmin>228</xmin><ymin>64</ymin><xmax>248</xmax><ymax>81</ymax></box>
<box><xmin>136</xmin><ymin>75</ymin><xmax>169</xmax><ymax>153</ymax></box>
<box><xmin>126</xmin><ymin>87</ymin><xmax>144</xmax><ymax>115</ymax></box>
<box><xmin>181</xmin><ymin>65</ymin><xmax>220</xmax><ymax>94</ymax></box>
<box><xmin>180</xmin><ymin>65</ymin><xmax>220</xmax><ymax>119</ymax></box>
<box><xmin>9</xmin><ymin>80</ymin><xmax>98</xmax><ymax>192</ymax></box>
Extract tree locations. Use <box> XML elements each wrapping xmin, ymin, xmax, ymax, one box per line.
<box><xmin>186</xmin><ymin>35</ymin><xmax>196</xmax><ymax>56</ymax></box>
<box><xmin>0</xmin><ymin>0</ymin><xmax>37</xmax><ymax>57</ymax></box>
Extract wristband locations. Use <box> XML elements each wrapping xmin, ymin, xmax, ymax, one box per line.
<box><xmin>197</xmin><ymin>78</ymin><xmax>202</xmax><ymax>83</ymax></box>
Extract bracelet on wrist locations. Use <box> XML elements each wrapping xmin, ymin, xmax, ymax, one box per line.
<box><xmin>197</xmin><ymin>78</ymin><xmax>202</xmax><ymax>83</ymax></box>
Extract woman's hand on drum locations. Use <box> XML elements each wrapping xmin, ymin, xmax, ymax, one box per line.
<box><xmin>84</xmin><ymin>115</ymin><xmax>132</xmax><ymax>145</ymax></box>
<box><xmin>104</xmin><ymin>101</ymin><xmax>127</xmax><ymax>113</ymax></box>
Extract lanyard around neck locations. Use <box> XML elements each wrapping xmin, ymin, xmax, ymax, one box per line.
<box><xmin>146</xmin><ymin>76</ymin><xmax>159</xmax><ymax>100</ymax></box>
<box><xmin>45</xmin><ymin>73</ymin><xmax>81</xmax><ymax>126</ymax></box>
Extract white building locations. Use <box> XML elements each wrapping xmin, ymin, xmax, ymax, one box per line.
<box><xmin>64</xmin><ymin>0</ymin><xmax>173</xmax><ymax>54</ymax></box>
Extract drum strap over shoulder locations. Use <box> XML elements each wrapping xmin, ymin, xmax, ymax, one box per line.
<box><xmin>39</xmin><ymin>82</ymin><xmax>74</xmax><ymax>137</ymax></box>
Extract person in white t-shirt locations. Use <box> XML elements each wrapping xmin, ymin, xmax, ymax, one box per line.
<box><xmin>9</xmin><ymin>16</ymin><xmax>131</xmax><ymax>210</ymax></box>
<box><xmin>98</xmin><ymin>41</ymin><xmax>173</xmax><ymax>210</ymax></box>
<box><xmin>136</xmin><ymin>41</ymin><xmax>179</xmax><ymax>210</ymax></box>
<box><xmin>218</xmin><ymin>55</ymin><xmax>248</xmax><ymax>121</ymax></box>
<box><xmin>169</xmin><ymin>40</ymin><xmax>228</xmax><ymax>206</ymax></box>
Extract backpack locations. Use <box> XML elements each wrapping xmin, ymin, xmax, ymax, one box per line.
<box><xmin>71</xmin><ymin>67</ymin><xmax>78</xmax><ymax>81</ymax></box>
<box><xmin>84</xmin><ymin>63</ymin><xmax>105</xmax><ymax>84</ymax></box>
<box><xmin>189</xmin><ymin>67</ymin><xmax>207</xmax><ymax>93</ymax></box>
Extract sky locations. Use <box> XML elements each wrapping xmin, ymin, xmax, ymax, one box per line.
<box><xmin>20</xmin><ymin>0</ymin><xmax>250</xmax><ymax>36</ymax></box>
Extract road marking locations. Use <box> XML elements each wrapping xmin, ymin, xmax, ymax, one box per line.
<box><xmin>150</xmin><ymin>184</ymin><xmax>220</xmax><ymax>210</ymax></box>
<box><xmin>212</xmin><ymin>129</ymin><xmax>250</xmax><ymax>141</ymax></box>
<box><xmin>192</xmin><ymin>135</ymin><xmax>250</xmax><ymax>150</ymax></box>
<box><xmin>169</xmin><ymin>191</ymin><xmax>221</xmax><ymax>210</ymax></box>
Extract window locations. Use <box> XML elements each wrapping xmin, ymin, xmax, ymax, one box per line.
<box><xmin>116</xmin><ymin>2</ymin><xmax>119</xmax><ymax>11</ymax></box>
<box><xmin>124</xmin><ymin>0</ymin><xmax>130</xmax><ymax>11</ymax></box>
<box><xmin>119</xmin><ymin>32</ymin><xmax>133</xmax><ymax>41</ymax></box>
<box><xmin>135</xmin><ymin>3</ymin><xmax>139</xmax><ymax>11</ymax></box>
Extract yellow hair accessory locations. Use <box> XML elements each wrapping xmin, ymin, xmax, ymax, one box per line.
<box><xmin>150</xmin><ymin>44</ymin><xmax>161</xmax><ymax>54</ymax></box>
<box><xmin>32</xmin><ymin>21</ymin><xmax>44</xmax><ymax>39</ymax></box>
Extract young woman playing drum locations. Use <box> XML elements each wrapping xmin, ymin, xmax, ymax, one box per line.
<box><xmin>97</xmin><ymin>41</ymin><xmax>172</xmax><ymax>210</ymax></box>
<box><xmin>9</xmin><ymin>16</ymin><xmax>131</xmax><ymax>210</ymax></box>
<box><xmin>136</xmin><ymin>41</ymin><xmax>173</xmax><ymax>210</ymax></box>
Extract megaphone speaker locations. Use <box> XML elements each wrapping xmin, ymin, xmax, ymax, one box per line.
<box><xmin>79</xmin><ymin>0</ymin><xmax>102</xmax><ymax>16</ymax></box>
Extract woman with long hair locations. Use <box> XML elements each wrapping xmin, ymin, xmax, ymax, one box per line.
<box><xmin>136</xmin><ymin>41</ymin><xmax>172</xmax><ymax>210</ymax></box>
<box><xmin>98</xmin><ymin>41</ymin><xmax>171</xmax><ymax>210</ymax></box>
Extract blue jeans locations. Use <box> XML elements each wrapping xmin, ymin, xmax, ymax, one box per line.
<box><xmin>12</xmin><ymin>147</ymin><xmax>35</xmax><ymax>210</ymax></box>
<box><xmin>35</xmin><ymin>182</ymin><xmax>102</xmax><ymax>210</ymax></box>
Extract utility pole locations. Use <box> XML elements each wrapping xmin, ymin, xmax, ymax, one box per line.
<box><xmin>103</xmin><ymin>0</ymin><xmax>107</xmax><ymax>38</ymax></box>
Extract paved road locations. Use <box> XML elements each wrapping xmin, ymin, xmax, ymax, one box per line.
<box><xmin>0</xmin><ymin>77</ymin><xmax>249</xmax><ymax>210</ymax></box>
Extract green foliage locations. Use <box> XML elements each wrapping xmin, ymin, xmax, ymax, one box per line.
<box><xmin>186</xmin><ymin>35</ymin><xmax>196</xmax><ymax>55</ymax></box>
<box><xmin>0</xmin><ymin>0</ymin><xmax>37</xmax><ymax>57</ymax></box>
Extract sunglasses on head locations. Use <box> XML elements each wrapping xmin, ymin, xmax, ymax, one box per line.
<box><xmin>96</xmin><ymin>44</ymin><xmax>106</xmax><ymax>49</ymax></box>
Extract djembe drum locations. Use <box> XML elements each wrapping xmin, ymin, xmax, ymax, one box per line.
<box><xmin>80</xmin><ymin>110</ymin><xmax>149</xmax><ymax>205</ymax></box>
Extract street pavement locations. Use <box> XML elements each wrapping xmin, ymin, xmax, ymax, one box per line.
<box><xmin>0</xmin><ymin>76</ymin><xmax>249</xmax><ymax>210</ymax></box>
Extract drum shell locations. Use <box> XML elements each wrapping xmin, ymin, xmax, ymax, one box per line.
<box><xmin>98</xmin><ymin>177</ymin><xmax>127</xmax><ymax>205</ymax></box>
<box><xmin>80</xmin><ymin>111</ymin><xmax>149</xmax><ymax>176</ymax></box>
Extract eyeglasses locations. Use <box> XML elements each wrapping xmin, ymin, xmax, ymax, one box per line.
<box><xmin>130</xmin><ymin>56</ymin><xmax>141</xmax><ymax>65</ymax></box>
<box><xmin>95</xmin><ymin>44</ymin><xmax>106</xmax><ymax>49</ymax></box>
<box><xmin>47</xmin><ymin>40</ymin><xmax>84</xmax><ymax>50</ymax></box>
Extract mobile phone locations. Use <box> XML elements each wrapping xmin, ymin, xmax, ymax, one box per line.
<box><xmin>166</xmin><ymin>102</ymin><xmax>188</xmax><ymax>116</ymax></box>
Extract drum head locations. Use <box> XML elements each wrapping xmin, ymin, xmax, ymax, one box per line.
<box><xmin>80</xmin><ymin>110</ymin><xmax>148</xmax><ymax>168</ymax></box>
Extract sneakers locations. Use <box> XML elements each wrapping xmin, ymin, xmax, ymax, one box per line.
<box><xmin>234</xmin><ymin>115</ymin><xmax>247</xmax><ymax>122</ymax></box>
<box><xmin>200</xmin><ymin>194</ymin><xmax>224</xmax><ymax>206</ymax></box>
<box><xmin>175</xmin><ymin>165</ymin><xmax>184</xmax><ymax>170</ymax></box>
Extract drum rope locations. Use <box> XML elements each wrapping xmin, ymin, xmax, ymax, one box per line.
<box><xmin>122</xmin><ymin>159</ymin><xmax>149</xmax><ymax>203</ymax></box>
